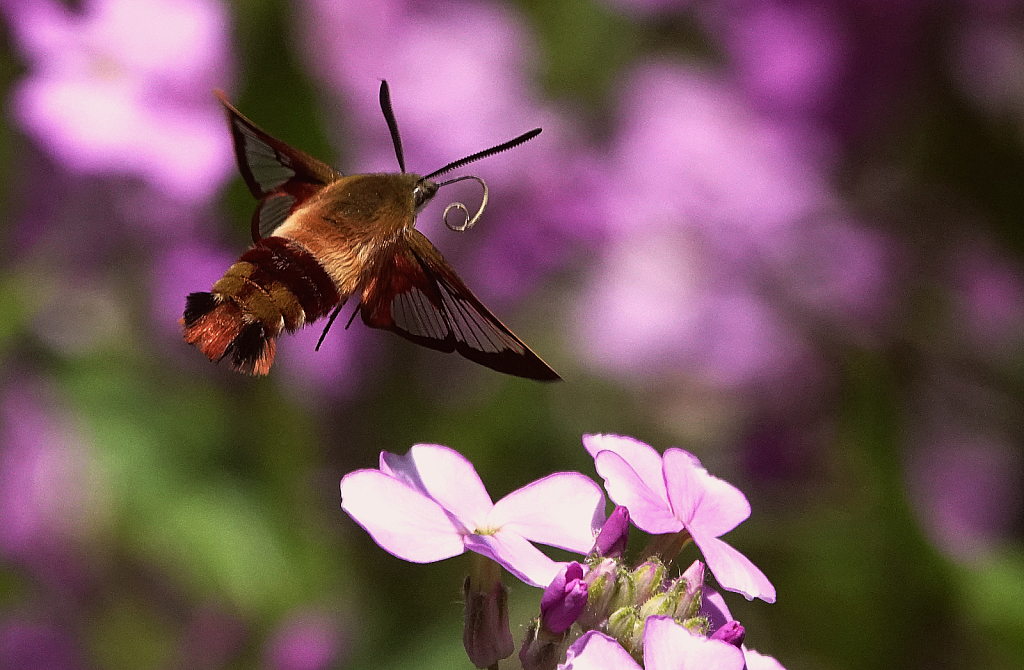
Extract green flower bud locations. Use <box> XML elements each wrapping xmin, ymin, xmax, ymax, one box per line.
<box><xmin>630</xmin><ymin>559</ymin><xmax>666</xmax><ymax>604</ymax></box>
<box><xmin>638</xmin><ymin>592</ymin><xmax>677</xmax><ymax>619</ymax></box>
<box><xmin>606</xmin><ymin>606</ymin><xmax>643</xmax><ymax>654</ymax></box>
<box><xmin>578</xmin><ymin>558</ymin><xmax>620</xmax><ymax>630</ymax></box>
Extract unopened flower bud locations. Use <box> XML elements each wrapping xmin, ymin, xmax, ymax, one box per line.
<box><xmin>671</xmin><ymin>560</ymin><xmax>705</xmax><ymax>619</ymax></box>
<box><xmin>711</xmin><ymin>620</ymin><xmax>746</xmax><ymax>648</ymax></box>
<box><xmin>540</xmin><ymin>562</ymin><xmax>588</xmax><ymax>634</ymax></box>
<box><xmin>606</xmin><ymin>607</ymin><xmax>643</xmax><ymax>653</ymax></box>
<box><xmin>637</xmin><ymin>592</ymin><xmax>676</xmax><ymax>619</ymax></box>
<box><xmin>592</xmin><ymin>506</ymin><xmax>629</xmax><ymax>558</ymax></box>
<box><xmin>577</xmin><ymin>558</ymin><xmax>620</xmax><ymax>630</ymax></box>
<box><xmin>631</xmin><ymin>559</ymin><xmax>666</xmax><ymax>604</ymax></box>
<box><xmin>608</xmin><ymin>568</ymin><xmax>637</xmax><ymax>613</ymax></box>
<box><xmin>462</xmin><ymin>557</ymin><xmax>513</xmax><ymax>668</ymax></box>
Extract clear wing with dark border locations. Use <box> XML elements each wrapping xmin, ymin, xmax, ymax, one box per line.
<box><xmin>216</xmin><ymin>91</ymin><xmax>342</xmax><ymax>241</ymax></box>
<box><xmin>358</xmin><ymin>230</ymin><xmax>560</xmax><ymax>381</ymax></box>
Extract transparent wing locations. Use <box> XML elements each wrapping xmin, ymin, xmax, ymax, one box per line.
<box><xmin>359</xmin><ymin>231</ymin><xmax>560</xmax><ymax>381</ymax></box>
<box><xmin>216</xmin><ymin>91</ymin><xmax>342</xmax><ymax>240</ymax></box>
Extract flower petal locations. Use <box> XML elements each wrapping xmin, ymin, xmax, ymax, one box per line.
<box><xmin>593</xmin><ymin>505</ymin><xmax>630</xmax><ymax>558</ymax></box>
<box><xmin>584</xmin><ymin>434</ymin><xmax>666</xmax><ymax>498</ymax></box>
<box><xmin>593</xmin><ymin>450</ymin><xmax>681</xmax><ymax>534</ymax></box>
<box><xmin>663</xmin><ymin>449</ymin><xmax>750</xmax><ymax>536</ymax></box>
<box><xmin>379</xmin><ymin>444</ymin><xmax>493</xmax><ymax>526</ymax></box>
<box><xmin>644</xmin><ymin>616</ymin><xmax>745</xmax><ymax>670</ymax></box>
<box><xmin>743</xmin><ymin>648</ymin><xmax>788</xmax><ymax>670</ymax></box>
<box><xmin>489</xmin><ymin>472</ymin><xmax>605</xmax><ymax>553</ymax></box>
<box><xmin>340</xmin><ymin>469</ymin><xmax>466</xmax><ymax>563</ymax></box>
<box><xmin>699</xmin><ymin>586</ymin><xmax>734</xmax><ymax>634</ymax></box>
<box><xmin>690</xmin><ymin>533</ymin><xmax>776</xmax><ymax>603</ymax></box>
<box><xmin>464</xmin><ymin>530</ymin><xmax>563</xmax><ymax>587</ymax></box>
<box><xmin>560</xmin><ymin>631</ymin><xmax>639</xmax><ymax>670</ymax></box>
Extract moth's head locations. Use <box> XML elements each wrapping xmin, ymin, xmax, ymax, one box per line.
<box><xmin>413</xmin><ymin>178</ymin><xmax>439</xmax><ymax>213</ymax></box>
<box><xmin>409</xmin><ymin>174</ymin><xmax>483</xmax><ymax>232</ymax></box>
<box><xmin>377</xmin><ymin>79</ymin><xmax>540</xmax><ymax>231</ymax></box>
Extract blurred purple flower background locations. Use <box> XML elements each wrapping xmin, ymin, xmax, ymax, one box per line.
<box><xmin>2</xmin><ymin>0</ymin><xmax>1023</xmax><ymax>668</ymax></box>
<box><xmin>4</xmin><ymin>0</ymin><xmax>234</xmax><ymax>201</ymax></box>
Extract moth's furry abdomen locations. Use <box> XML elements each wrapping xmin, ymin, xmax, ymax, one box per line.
<box><xmin>181</xmin><ymin>236</ymin><xmax>342</xmax><ymax>375</ymax></box>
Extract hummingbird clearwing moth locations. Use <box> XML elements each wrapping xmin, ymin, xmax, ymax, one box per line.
<box><xmin>182</xmin><ymin>81</ymin><xmax>560</xmax><ymax>381</ymax></box>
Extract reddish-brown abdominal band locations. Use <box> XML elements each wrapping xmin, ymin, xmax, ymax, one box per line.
<box><xmin>182</xmin><ymin>236</ymin><xmax>342</xmax><ymax>375</ymax></box>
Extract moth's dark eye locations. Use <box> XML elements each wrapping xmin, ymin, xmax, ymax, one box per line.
<box><xmin>414</xmin><ymin>180</ymin><xmax>439</xmax><ymax>210</ymax></box>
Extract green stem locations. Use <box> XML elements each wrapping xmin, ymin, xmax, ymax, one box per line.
<box><xmin>467</xmin><ymin>552</ymin><xmax>502</xmax><ymax>594</ymax></box>
<box><xmin>640</xmin><ymin>529</ymin><xmax>692</xmax><ymax>563</ymax></box>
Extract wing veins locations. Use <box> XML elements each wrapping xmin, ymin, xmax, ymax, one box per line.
<box><xmin>406</xmin><ymin>244</ymin><xmax>518</xmax><ymax>357</ymax></box>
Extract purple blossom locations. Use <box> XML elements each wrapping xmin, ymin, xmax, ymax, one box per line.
<box><xmin>263</xmin><ymin>609</ymin><xmax>344</xmax><ymax>670</ymax></box>
<box><xmin>340</xmin><ymin>444</ymin><xmax>606</xmax><ymax>586</ymax></box>
<box><xmin>561</xmin><ymin>617</ymin><xmax>745</xmax><ymax>670</ymax></box>
<box><xmin>3</xmin><ymin>0</ymin><xmax>234</xmax><ymax>202</ymax></box>
<box><xmin>699</xmin><ymin>0</ymin><xmax>931</xmax><ymax>143</ymax></box>
<box><xmin>906</xmin><ymin>426</ymin><xmax>1023</xmax><ymax>562</ymax></box>
<box><xmin>950</xmin><ymin>6</ymin><xmax>1024</xmax><ymax>120</ymax></box>
<box><xmin>710</xmin><ymin>620</ymin><xmax>745</xmax><ymax>648</ymax></box>
<box><xmin>699</xmin><ymin>586</ymin><xmax>787</xmax><ymax>669</ymax></box>
<box><xmin>697</xmin><ymin>586</ymin><xmax>734</xmax><ymax>636</ymax></box>
<box><xmin>574</xmin><ymin>62</ymin><xmax>894</xmax><ymax>392</ymax></box>
<box><xmin>711</xmin><ymin>0</ymin><xmax>849</xmax><ymax>122</ymax></box>
<box><xmin>0</xmin><ymin>382</ymin><xmax>99</xmax><ymax>588</ymax></box>
<box><xmin>948</xmin><ymin>241</ymin><xmax>1024</xmax><ymax>360</ymax></box>
<box><xmin>584</xmin><ymin>434</ymin><xmax>775</xmax><ymax>602</ymax></box>
<box><xmin>671</xmin><ymin>560</ymin><xmax>705</xmax><ymax>619</ymax></box>
<box><xmin>593</xmin><ymin>506</ymin><xmax>630</xmax><ymax>558</ymax></box>
<box><xmin>540</xmin><ymin>562</ymin><xmax>588</xmax><ymax>634</ymax></box>
<box><xmin>576</xmin><ymin>558</ymin><xmax>620</xmax><ymax>631</ymax></box>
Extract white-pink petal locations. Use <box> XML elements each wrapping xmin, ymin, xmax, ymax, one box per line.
<box><xmin>690</xmin><ymin>533</ymin><xmax>776</xmax><ymax>603</ymax></box>
<box><xmin>593</xmin><ymin>450</ymin><xmax>681</xmax><ymax>534</ymax></box>
<box><xmin>379</xmin><ymin>444</ymin><xmax>493</xmax><ymax>525</ymax></box>
<box><xmin>490</xmin><ymin>472</ymin><xmax>605</xmax><ymax>553</ymax></box>
<box><xmin>744</xmin><ymin>648</ymin><xmax>787</xmax><ymax>670</ymax></box>
<box><xmin>464</xmin><ymin>531</ymin><xmax>563</xmax><ymax>587</ymax></box>
<box><xmin>340</xmin><ymin>469</ymin><xmax>467</xmax><ymax>563</ymax></box>
<box><xmin>644</xmin><ymin>617</ymin><xmax>745</xmax><ymax>670</ymax></box>
<box><xmin>703</xmin><ymin>587</ymin><xmax>733</xmax><ymax>622</ymax></box>
<box><xmin>560</xmin><ymin>631</ymin><xmax>639</xmax><ymax>670</ymax></box>
<box><xmin>663</xmin><ymin>449</ymin><xmax>750</xmax><ymax>536</ymax></box>
<box><xmin>584</xmin><ymin>434</ymin><xmax>667</xmax><ymax>498</ymax></box>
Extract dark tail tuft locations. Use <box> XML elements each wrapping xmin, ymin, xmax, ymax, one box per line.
<box><xmin>223</xmin><ymin>321</ymin><xmax>276</xmax><ymax>375</ymax></box>
<box><xmin>183</xmin><ymin>292</ymin><xmax>220</xmax><ymax>326</ymax></box>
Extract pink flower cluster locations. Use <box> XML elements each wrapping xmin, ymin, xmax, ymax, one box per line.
<box><xmin>341</xmin><ymin>434</ymin><xmax>783</xmax><ymax>669</ymax></box>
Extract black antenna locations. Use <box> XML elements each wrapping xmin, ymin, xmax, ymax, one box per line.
<box><xmin>379</xmin><ymin>80</ymin><xmax>406</xmax><ymax>173</ymax></box>
<box><xmin>423</xmin><ymin>128</ymin><xmax>541</xmax><ymax>181</ymax></box>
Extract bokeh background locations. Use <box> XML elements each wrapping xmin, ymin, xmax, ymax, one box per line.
<box><xmin>2</xmin><ymin>0</ymin><xmax>1024</xmax><ymax>668</ymax></box>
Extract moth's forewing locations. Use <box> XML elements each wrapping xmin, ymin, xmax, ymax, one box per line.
<box><xmin>216</xmin><ymin>91</ymin><xmax>343</xmax><ymax>241</ymax></box>
<box><xmin>359</xmin><ymin>230</ymin><xmax>561</xmax><ymax>381</ymax></box>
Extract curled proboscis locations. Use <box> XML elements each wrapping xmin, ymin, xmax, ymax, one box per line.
<box><xmin>437</xmin><ymin>175</ymin><xmax>488</xmax><ymax>232</ymax></box>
